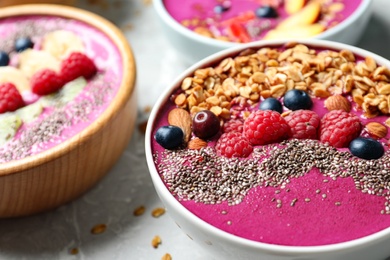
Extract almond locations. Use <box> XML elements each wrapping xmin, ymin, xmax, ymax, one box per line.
<box><xmin>324</xmin><ymin>95</ymin><xmax>351</xmax><ymax>112</ymax></box>
<box><xmin>366</xmin><ymin>122</ymin><xmax>388</xmax><ymax>139</ymax></box>
<box><xmin>168</xmin><ymin>108</ymin><xmax>192</xmax><ymax>143</ymax></box>
<box><xmin>188</xmin><ymin>137</ymin><xmax>207</xmax><ymax>150</ymax></box>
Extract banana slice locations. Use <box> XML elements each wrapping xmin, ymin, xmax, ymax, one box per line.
<box><xmin>0</xmin><ymin>66</ymin><xmax>30</xmax><ymax>93</ymax></box>
<box><xmin>41</xmin><ymin>30</ymin><xmax>85</xmax><ymax>59</ymax></box>
<box><xmin>15</xmin><ymin>102</ymin><xmax>43</xmax><ymax>123</ymax></box>
<box><xmin>18</xmin><ymin>49</ymin><xmax>60</xmax><ymax>78</ymax></box>
<box><xmin>0</xmin><ymin>114</ymin><xmax>22</xmax><ymax>147</ymax></box>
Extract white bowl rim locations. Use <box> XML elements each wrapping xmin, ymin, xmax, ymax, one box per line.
<box><xmin>152</xmin><ymin>0</ymin><xmax>372</xmax><ymax>46</ymax></box>
<box><xmin>145</xmin><ymin>38</ymin><xmax>390</xmax><ymax>255</ymax></box>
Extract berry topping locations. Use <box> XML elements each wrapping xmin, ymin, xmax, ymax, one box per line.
<box><xmin>349</xmin><ymin>137</ymin><xmax>384</xmax><ymax>160</ymax></box>
<box><xmin>214</xmin><ymin>3</ymin><xmax>230</xmax><ymax>14</ymax></box>
<box><xmin>15</xmin><ymin>37</ymin><xmax>34</xmax><ymax>52</ymax></box>
<box><xmin>155</xmin><ymin>125</ymin><xmax>184</xmax><ymax>150</ymax></box>
<box><xmin>319</xmin><ymin>110</ymin><xmax>362</xmax><ymax>148</ymax></box>
<box><xmin>192</xmin><ymin>110</ymin><xmax>220</xmax><ymax>139</ymax></box>
<box><xmin>283</xmin><ymin>89</ymin><xmax>313</xmax><ymax>111</ymax></box>
<box><xmin>259</xmin><ymin>97</ymin><xmax>283</xmax><ymax>113</ymax></box>
<box><xmin>255</xmin><ymin>6</ymin><xmax>278</xmax><ymax>18</ymax></box>
<box><xmin>0</xmin><ymin>51</ymin><xmax>10</xmax><ymax>66</ymax></box>
<box><xmin>31</xmin><ymin>69</ymin><xmax>64</xmax><ymax>96</ymax></box>
<box><xmin>285</xmin><ymin>110</ymin><xmax>320</xmax><ymax>139</ymax></box>
<box><xmin>223</xmin><ymin>119</ymin><xmax>244</xmax><ymax>133</ymax></box>
<box><xmin>243</xmin><ymin>110</ymin><xmax>290</xmax><ymax>145</ymax></box>
<box><xmin>60</xmin><ymin>52</ymin><xmax>97</xmax><ymax>83</ymax></box>
<box><xmin>0</xmin><ymin>82</ymin><xmax>25</xmax><ymax>114</ymax></box>
<box><xmin>215</xmin><ymin>132</ymin><xmax>253</xmax><ymax>158</ymax></box>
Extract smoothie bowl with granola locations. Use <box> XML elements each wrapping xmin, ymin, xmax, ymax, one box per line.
<box><xmin>146</xmin><ymin>40</ymin><xmax>390</xmax><ymax>259</ymax></box>
<box><xmin>0</xmin><ymin>5</ymin><xmax>136</xmax><ymax>218</ymax></box>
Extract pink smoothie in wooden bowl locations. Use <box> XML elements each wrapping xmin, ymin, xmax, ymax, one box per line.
<box><xmin>146</xmin><ymin>39</ymin><xmax>390</xmax><ymax>260</ymax></box>
<box><xmin>0</xmin><ymin>5</ymin><xmax>136</xmax><ymax>218</ymax></box>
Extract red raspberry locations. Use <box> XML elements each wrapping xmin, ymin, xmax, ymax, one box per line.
<box><xmin>31</xmin><ymin>69</ymin><xmax>64</xmax><ymax>95</ymax></box>
<box><xmin>0</xmin><ymin>82</ymin><xmax>25</xmax><ymax>113</ymax></box>
<box><xmin>243</xmin><ymin>110</ymin><xmax>290</xmax><ymax>145</ymax></box>
<box><xmin>285</xmin><ymin>110</ymin><xmax>320</xmax><ymax>139</ymax></box>
<box><xmin>222</xmin><ymin>119</ymin><xmax>244</xmax><ymax>133</ymax></box>
<box><xmin>60</xmin><ymin>52</ymin><xmax>97</xmax><ymax>83</ymax></box>
<box><xmin>319</xmin><ymin>110</ymin><xmax>362</xmax><ymax>148</ymax></box>
<box><xmin>215</xmin><ymin>132</ymin><xmax>253</xmax><ymax>158</ymax></box>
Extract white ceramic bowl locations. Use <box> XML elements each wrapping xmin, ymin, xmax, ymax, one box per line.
<box><xmin>153</xmin><ymin>0</ymin><xmax>373</xmax><ymax>64</ymax></box>
<box><xmin>145</xmin><ymin>39</ymin><xmax>390</xmax><ymax>260</ymax></box>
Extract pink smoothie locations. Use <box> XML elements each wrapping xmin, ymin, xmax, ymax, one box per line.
<box><xmin>150</xmin><ymin>45</ymin><xmax>390</xmax><ymax>246</ymax></box>
<box><xmin>0</xmin><ymin>15</ymin><xmax>123</xmax><ymax>163</ymax></box>
<box><xmin>163</xmin><ymin>0</ymin><xmax>362</xmax><ymax>42</ymax></box>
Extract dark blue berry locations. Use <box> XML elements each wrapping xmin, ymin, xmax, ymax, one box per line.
<box><xmin>349</xmin><ymin>137</ymin><xmax>384</xmax><ymax>160</ymax></box>
<box><xmin>0</xmin><ymin>51</ymin><xmax>10</xmax><ymax>66</ymax></box>
<box><xmin>214</xmin><ymin>4</ymin><xmax>230</xmax><ymax>14</ymax></box>
<box><xmin>255</xmin><ymin>6</ymin><xmax>278</xmax><ymax>18</ymax></box>
<box><xmin>15</xmin><ymin>37</ymin><xmax>34</xmax><ymax>52</ymax></box>
<box><xmin>283</xmin><ymin>89</ymin><xmax>313</xmax><ymax>111</ymax></box>
<box><xmin>155</xmin><ymin>125</ymin><xmax>184</xmax><ymax>150</ymax></box>
<box><xmin>259</xmin><ymin>98</ymin><xmax>283</xmax><ymax>113</ymax></box>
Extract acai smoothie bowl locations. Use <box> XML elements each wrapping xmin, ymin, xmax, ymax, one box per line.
<box><xmin>153</xmin><ymin>0</ymin><xmax>372</xmax><ymax>63</ymax></box>
<box><xmin>0</xmin><ymin>5</ymin><xmax>136</xmax><ymax>218</ymax></box>
<box><xmin>145</xmin><ymin>39</ymin><xmax>390</xmax><ymax>260</ymax></box>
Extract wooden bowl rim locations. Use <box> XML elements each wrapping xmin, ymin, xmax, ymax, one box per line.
<box><xmin>0</xmin><ymin>4</ymin><xmax>137</xmax><ymax>175</ymax></box>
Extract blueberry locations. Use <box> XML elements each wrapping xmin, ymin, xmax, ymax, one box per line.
<box><xmin>155</xmin><ymin>125</ymin><xmax>184</xmax><ymax>150</ymax></box>
<box><xmin>214</xmin><ymin>4</ymin><xmax>230</xmax><ymax>14</ymax></box>
<box><xmin>192</xmin><ymin>110</ymin><xmax>220</xmax><ymax>139</ymax></box>
<box><xmin>283</xmin><ymin>89</ymin><xmax>313</xmax><ymax>111</ymax></box>
<box><xmin>255</xmin><ymin>6</ymin><xmax>278</xmax><ymax>18</ymax></box>
<box><xmin>349</xmin><ymin>137</ymin><xmax>384</xmax><ymax>160</ymax></box>
<box><xmin>259</xmin><ymin>98</ymin><xmax>283</xmax><ymax>113</ymax></box>
<box><xmin>0</xmin><ymin>51</ymin><xmax>9</xmax><ymax>66</ymax></box>
<box><xmin>15</xmin><ymin>37</ymin><xmax>34</xmax><ymax>52</ymax></box>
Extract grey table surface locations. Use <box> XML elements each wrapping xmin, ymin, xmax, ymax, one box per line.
<box><xmin>0</xmin><ymin>0</ymin><xmax>390</xmax><ymax>259</ymax></box>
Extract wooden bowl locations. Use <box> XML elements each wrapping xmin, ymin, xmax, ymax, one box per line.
<box><xmin>0</xmin><ymin>0</ymin><xmax>76</xmax><ymax>7</ymax></box>
<box><xmin>0</xmin><ymin>5</ymin><xmax>137</xmax><ymax>218</ymax></box>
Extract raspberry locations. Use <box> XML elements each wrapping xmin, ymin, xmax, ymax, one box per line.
<box><xmin>0</xmin><ymin>82</ymin><xmax>25</xmax><ymax>113</ymax></box>
<box><xmin>222</xmin><ymin>119</ymin><xmax>244</xmax><ymax>133</ymax></box>
<box><xmin>319</xmin><ymin>110</ymin><xmax>362</xmax><ymax>148</ymax></box>
<box><xmin>31</xmin><ymin>69</ymin><xmax>64</xmax><ymax>95</ymax></box>
<box><xmin>243</xmin><ymin>110</ymin><xmax>290</xmax><ymax>145</ymax></box>
<box><xmin>215</xmin><ymin>132</ymin><xmax>253</xmax><ymax>158</ymax></box>
<box><xmin>60</xmin><ymin>52</ymin><xmax>97</xmax><ymax>83</ymax></box>
<box><xmin>284</xmin><ymin>110</ymin><xmax>320</xmax><ymax>139</ymax></box>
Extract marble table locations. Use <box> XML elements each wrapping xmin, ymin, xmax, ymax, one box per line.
<box><xmin>1</xmin><ymin>0</ymin><xmax>390</xmax><ymax>259</ymax></box>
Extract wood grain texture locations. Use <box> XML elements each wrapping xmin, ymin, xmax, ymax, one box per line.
<box><xmin>0</xmin><ymin>5</ymin><xmax>137</xmax><ymax>218</ymax></box>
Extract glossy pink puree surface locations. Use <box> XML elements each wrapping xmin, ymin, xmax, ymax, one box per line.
<box><xmin>151</xmin><ymin>49</ymin><xmax>390</xmax><ymax>246</ymax></box>
<box><xmin>0</xmin><ymin>16</ymin><xmax>123</xmax><ymax>163</ymax></box>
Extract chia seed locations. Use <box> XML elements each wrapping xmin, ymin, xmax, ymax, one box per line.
<box><xmin>155</xmin><ymin>139</ymin><xmax>390</xmax><ymax>212</ymax></box>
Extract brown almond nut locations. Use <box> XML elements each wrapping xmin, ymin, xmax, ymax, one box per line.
<box><xmin>188</xmin><ymin>138</ymin><xmax>208</xmax><ymax>150</ymax></box>
<box><xmin>168</xmin><ymin>108</ymin><xmax>192</xmax><ymax>142</ymax></box>
<box><xmin>324</xmin><ymin>95</ymin><xmax>351</xmax><ymax>112</ymax></box>
<box><xmin>366</xmin><ymin>122</ymin><xmax>388</xmax><ymax>139</ymax></box>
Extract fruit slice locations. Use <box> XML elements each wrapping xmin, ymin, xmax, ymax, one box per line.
<box><xmin>285</xmin><ymin>0</ymin><xmax>306</xmax><ymax>14</ymax></box>
<box><xmin>0</xmin><ymin>66</ymin><xmax>30</xmax><ymax>93</ymax></box>
<box><xmin>15</xmin><ymin>102</ymin><xmax>43</xmax><ymax>123</ymax></box>
<box><xmin>40</xmin><ymin>76</ymin><xmax>87</xmax><ymax>107</ymax></box>
<box><xmin>264</xmin><ymin>23</ymin><xmax>325</xmax><ymax>40</ymax></box>
<box><xmin>41</xmin><ymin>30</ymin><xmax>85</xmax><ymax>60</ymax></box>
<box><xmin>0</xmin><ymin>114</ymin><xmax>22</xmax><ymax>146</ymax></box>
<box><xmin>277</xmin><ymin>2</ymin><xmax>321</xmax><ymax>30</ymax></box>
<box><xmin>18</xmin><ymin>49</ymin><xmax>60</xmax><ymax>78</ymax></box>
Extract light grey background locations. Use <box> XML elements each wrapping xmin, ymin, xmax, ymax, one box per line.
<box><xmin>0</xmin><ymin>0</ymin><xmax>389</xmax><ymax>259</ymax></box>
